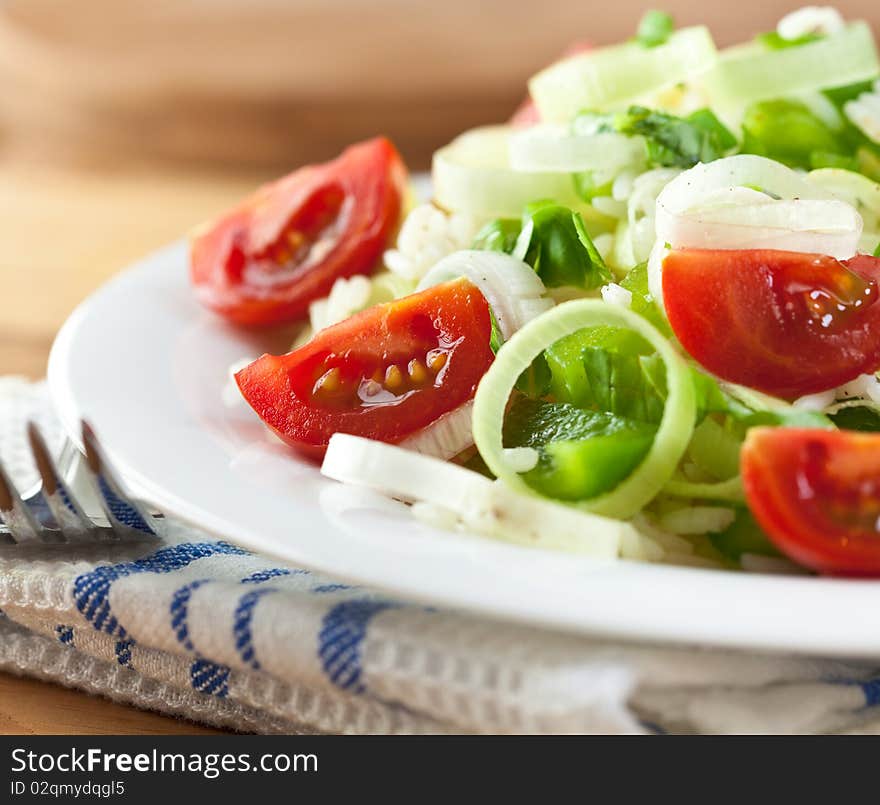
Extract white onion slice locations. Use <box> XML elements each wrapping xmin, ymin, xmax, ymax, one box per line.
<box><xmin>321</xmin><ymin>433</ymin><xmax>631</xmax><ymax>556</ymax></box>
<box><xmin>662</xmin><ymin>198</ymin><xmax>861</xmax><ymax>254</ymax></box>
<box><xmin>417</xmin><ymin>250</ymin><xmax>552</xmax><ymax>340</ymax></box>
<box><xmin>626</xmin><ymin>167</ymin><xmax>682</xmax><ymax>263</ymax></box>
<box><xmin>650</xmin><ymin>155</ymin><xmax>864</xmax><ymax>309</ymax></box>
<box><xmin>508</xmin><ymin>124</ymin><xmax>644</xmax><ymax>174</ymax></box>
<box><xmin>398</xmin><ymin>401</ymin><xmax>475</xmax><ymax>460</ymax></box>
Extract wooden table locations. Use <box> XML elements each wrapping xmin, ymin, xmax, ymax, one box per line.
<box><xmin>0</xmin><ymin>158</ymin><xmax>269</xmax><ymax>734</ymax></box>
<box><xmin>1</xmin><ymin>0</ymin><xmax>876</xmax><ymax>734</ymax></box>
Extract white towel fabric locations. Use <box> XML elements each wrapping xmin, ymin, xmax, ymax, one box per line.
<box><xmin>2</xmin><ymin>376</ymin><xmax>880</xmax><ymax>735</ymax></box>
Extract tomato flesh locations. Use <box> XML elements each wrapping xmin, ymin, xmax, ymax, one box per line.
<box><xmin>191</xmin><ymin>137</ymin><xmax>407</xmax><ymax>327</ymax></box>
<box><xmin>742</xmin><ymin>427</ymin><xmax>880</xmax><ymax>576</ymax></box>
<box><xmin>662</xmin><ymin>249</ymin><xmax>880</xmax><ymax>398</ymax></box>
<box><xmin>235</xmin><ymin>278</ymin><xmax>493</xmax><ymax>458</ymax></box>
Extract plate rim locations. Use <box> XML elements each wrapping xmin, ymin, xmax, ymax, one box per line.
<box><xmin>46</xmin><ymin>239</ymin><xmax>880</xmax><ymax>659</ymax></box>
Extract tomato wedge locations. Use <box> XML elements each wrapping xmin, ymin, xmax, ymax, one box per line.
<box><xmin>236</xmin><ymin>278</ymin><xmax>493</xmax><ymax>458</ymax></box>
<box><xmin>191</xmin><ymin>137</ymin><xmax>407</xmax><ymax>327</ymax></box>
<box><xmin>742</xmin><ymin>427</ymin><xmax>880</xmax><ymax>576</ymax></box>
<box><xmin>662</xmin><ymin>249</ymin><xmax>880</xmax><ymax>398</ymax></box>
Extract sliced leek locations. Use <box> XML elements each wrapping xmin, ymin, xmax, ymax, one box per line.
<box><xmin>508</xmin><ymin>125</ymin><xmax>645</xmax><ymax>174</ymax></box>
<box><xmin>472</xmin><ymin>301</ymin><xmax>696</xmax><ymax>519</ymax></box>
<box><xmin>704</xmin><ymin>22</ymin><xmax>879</xmax><ymax>109</ymax></box>
<box><xmin>662</xmin><ymin>476</ymin><xmax>745</xmax><ymax>503</ymax></box>
<box><xmin>529</xmin><ymin>26</ymin><xmax>718</xmax><ymax>123</ymax></box>
<box><xmin>431</xmin><ymin>126</ymin><xmax>595</xmax><ymax>219</ymax></box>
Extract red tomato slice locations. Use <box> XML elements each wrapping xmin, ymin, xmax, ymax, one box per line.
<box><xmin>662</xmin><ymin>249</ymin><xmax>880</xmax><ymax>398</ymax></box>
<box><xmin>235</xmin><ymin>278</ymin><xmax>493</xmax><ymax>458</ymax></box>
<box><xmin>742</xmin><ymin>427</ymin><xmax>880</xmax><ymax>576</ymax></box>
<box><xmin>191</xmin><ymin>137</ymin><xmax>407</xmax><ymax>327</ymax></box>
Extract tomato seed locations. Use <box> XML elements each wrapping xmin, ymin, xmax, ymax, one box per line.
<box><xmin>384</xmin><ymin>365</ymin><xmax>405</xmax><ymax>391</ymax></box>
<box><xmin>313</xmin><ymin>366</ymin><xmax>342</xmax><ymax>395</ymax></box>
<box><xmin>427</xmin><ymin>350</ymin><xmax>447</xmax><ymax>373</ymax></box>
<box><xmin>362</xmin><ymin>379</ymin><xmax>383</xmax><ymax>397</ymax></box>
<box><xmin>408</xmin><ymin>359</ymin><xmax>428</xmax><ymax>384</ymax></box>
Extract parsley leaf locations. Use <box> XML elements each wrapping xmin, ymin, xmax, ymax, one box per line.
<box><xmin>613</xmin><ymin>106</ymin><xmax>736</xmax><ymax>168</ymax></box>
<box><xmin>472</xmin><ymin>218</ymin><xmax>521</xmax><ymax>253</ymax></box>
<box><xmin>830</xmin><ymin>404</ymin><xmax>880</xmax><ymax>432</ymax></box>
<box><xmin>513</xmin><ymin>201</ymin><xmax>611</xmax><ymax>289</ymax></box>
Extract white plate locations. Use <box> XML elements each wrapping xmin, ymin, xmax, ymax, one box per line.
<box><xmin>48</xmin><ymin>241</ymin><xmax>880</xmax><ymax>658</ymax></box>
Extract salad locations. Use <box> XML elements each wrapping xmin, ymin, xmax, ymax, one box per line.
<box><xmin>190</xmin><ymin>8</ymin><xmax>880</xmax><ymax>577</ymax></box>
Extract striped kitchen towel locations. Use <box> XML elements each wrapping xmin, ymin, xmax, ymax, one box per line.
<box><xmin>2</xmin><ymin>375</ymin><xmax>880</xmax><ymax>735</ymax></box>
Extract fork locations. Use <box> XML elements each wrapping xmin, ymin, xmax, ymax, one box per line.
<box><xmin>0</xmin><ymin>421</ymin><xmax>159</xmax><ymax>546</ymax></box>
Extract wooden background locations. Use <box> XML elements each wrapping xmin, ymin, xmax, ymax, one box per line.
<box><xmin>0</xmin><ymin>0</ymin><xmax>876</xmax><ymax>733</ymax></box>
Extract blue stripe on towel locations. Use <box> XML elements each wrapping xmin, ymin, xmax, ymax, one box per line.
<box><xmin>233</xmin><ymin>588</ymin><xmax>277</xmax><ymax>670</ymax></box>
<box><xmin>861</xmin><ymin>678</ymin><xmax>880</xmax><ymax>707</ymax></box>
<box><xmin>240</xmin><ymin>568</ymin><xmax>299</xmax><ymax>585</ymax></box>
<box><xmin>318</xmin><ymin>599</ymin><xmax>397</xmax><ymax>693</ymax></box>
<box><xmin>190</xmin><ymin>659</ymin><xmax>230</xmax><ymax>697</ymax></box>
<box><xmin>55</xmin><ymin>625</ymin><xmax>74</xmax><ymax>647</ymax></box>
<box><xmin>73</xmin><ymin>541</ymin><xmax>248</xmax><ymax>638</ymax></box>
<box><xmin>312</xmin><ymin>583</ymin><xmax>352</xmax><ymax>594</ymax></box>
<box><xmin>115</xmin><ymin>639</ymin><xmax>134</xmax><ymax>667</ymax></box>
<box><xmin>170</xmin><ymin>579</ymin><xmax>210</xmax><ymax>652</ymax></box>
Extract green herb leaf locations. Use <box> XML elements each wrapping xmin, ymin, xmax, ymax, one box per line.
<box><xmin>514</xmin><ymin>202</ymin><xmax>611</xmax><ymax>289</ymax></box>
<box><xmin>636</xmin><ymin>10</ymin><xmax>675</xmax><ymax>48</ymax></box>
<box><xmin>874</xmin><ymin>241</ymin><xmax>880</xmax><ymax>258</ymax></box>
<box><xmin>472</xmin><ymin>218</ymin><xmax>521</xmax><ymax>253</ymax></box>
<box><xmin>614</xmin><ymin>106</ymin><xmax>736</xmax><ymax>168</ymax></box>
<box><xmin>830</xmin><ymin>404</ymin><xmax>880</xmax><ymax>432</ymax></box>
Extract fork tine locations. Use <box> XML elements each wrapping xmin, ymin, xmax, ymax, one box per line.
<box><xmin>0</xmin><ymin>456</ymin><xmax>45</xmax><ymax>543</ymax></box>
<box><xmin>81</xmin><ymin>421</ymin><xmax>159</xmax><ymax>539</ymax></box>
<box><xmin>28</xmin><ymin>422</ymin><xmax>99</xmax><ymax>542</ymax></box>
